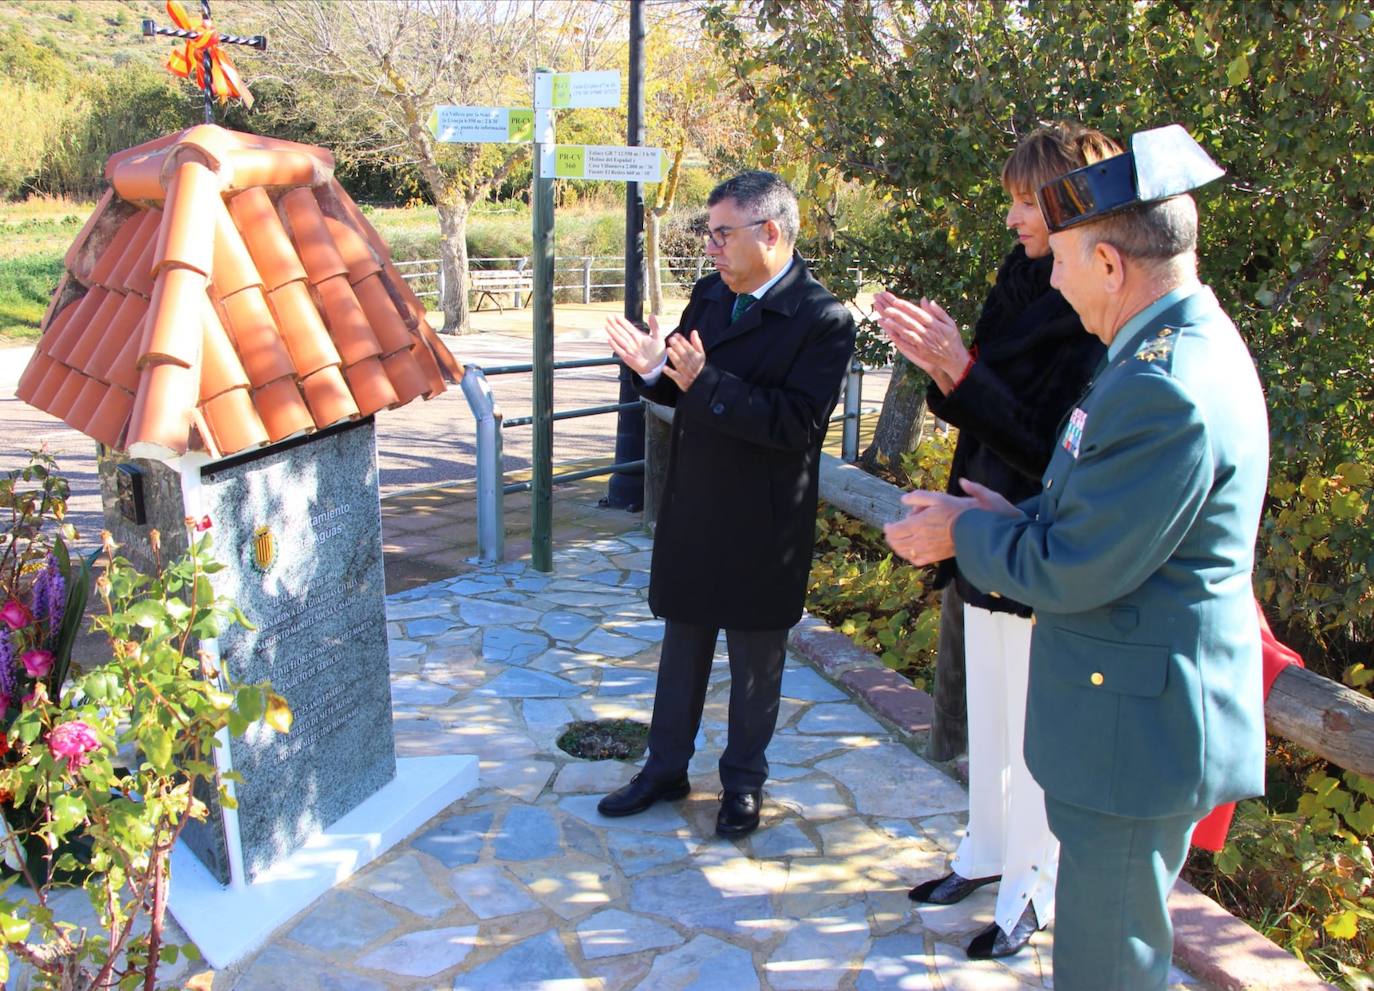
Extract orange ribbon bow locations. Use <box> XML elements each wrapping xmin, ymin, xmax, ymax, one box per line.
<box><xmin>162</xmin><ymin>0</ymin><xmax>254</xmax><ymax>109</ymax></box>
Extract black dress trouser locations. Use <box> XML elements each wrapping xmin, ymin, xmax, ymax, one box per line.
<box><xmin>641</xmin><ymin>618</ymin><xmax>788</xmax><ymax>792</ymax></box>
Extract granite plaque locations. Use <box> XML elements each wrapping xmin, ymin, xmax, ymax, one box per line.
<box><xmin>189</xmin><ymin>419</ymin><xmax>395</xmax><ymax>882</ymax></box>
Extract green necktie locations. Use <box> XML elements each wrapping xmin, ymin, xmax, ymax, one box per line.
<box><xmin>731</xmin><ymin>293</ymin><xmax>757</xmax><ymax>322</ymax></box>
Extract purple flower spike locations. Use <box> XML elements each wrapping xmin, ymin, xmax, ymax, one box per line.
<box><xmin>0</xmin><ymin>633</ymin><xmax>14</xmax><ymax>702</ymax></box>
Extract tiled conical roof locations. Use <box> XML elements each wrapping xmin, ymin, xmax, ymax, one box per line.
<box><xmin>17</xmin><ymin>125</ymin><xmax>464</xmax><ymax>461</ymax></box>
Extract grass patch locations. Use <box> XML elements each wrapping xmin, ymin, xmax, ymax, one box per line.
<box><xmin>0</xmin><ymin>252</ymin><xmax>63</xmax><ymax>342</ymax></box>
<box><xmin>556</xmin><ymin>719</ymin><xmax>649</xmax><ymax>761</ymax></box>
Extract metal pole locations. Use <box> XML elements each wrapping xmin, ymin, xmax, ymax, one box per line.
<box><xmin>460</xmin><ymin>368</ymin><xmax>505</xmax><ymax>563</ymax></box>
<box><xmin>531</xmin><ymin>68</ymin><xmax>556</xmax><ymax>573</ymax></box>
<box><xmin>604</xmin><ymin>0</ymin><xmax>647</xmax><ymax>511</ymax></box>
<box><xmin>201</xmin><ymin>0</ymin><xmax>214</xmax><ymax>125</ymax></box>
<box><xmin>842</xmin><ymin>358</ymin><xmax>863</xmax><ymax>463</ymax></box>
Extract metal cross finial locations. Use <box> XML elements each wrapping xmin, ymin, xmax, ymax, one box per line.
<box><xmin>142</xmin><ymin>0</ymin><xmax>266</xmax><ymax>125</ymax></box>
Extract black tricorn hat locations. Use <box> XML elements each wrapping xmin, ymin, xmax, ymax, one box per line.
<box><xmin>1037</xmin><ymin>124</ymin><xmax>1225</xmax><ymax>233</ymax></box>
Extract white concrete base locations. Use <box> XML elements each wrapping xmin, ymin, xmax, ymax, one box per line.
<box><xmin>168</xmin><ymin>754</ymin><xmax>479</xmax><ymax>969</ymax></box>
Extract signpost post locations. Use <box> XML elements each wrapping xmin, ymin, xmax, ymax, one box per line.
<box><xmin>434</xmin><ymin>66</ymin><xmax>662</xmax><ymax>571</ymax></box>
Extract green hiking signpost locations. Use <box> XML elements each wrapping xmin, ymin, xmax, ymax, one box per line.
<box><xmin>432</xmin><ymin>68</ymin><xmax>662</xmax><ymax>572</ymax></box>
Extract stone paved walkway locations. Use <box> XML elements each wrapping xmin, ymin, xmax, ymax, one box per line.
<box><xmin>216</xmin><ymin>533</ymin><xmax>1207</xmax><ymax>991</ymax></box>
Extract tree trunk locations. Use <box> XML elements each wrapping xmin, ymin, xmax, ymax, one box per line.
<box><xmin>435</xmin><ymin>198</ymin><xmax>471</xmax><ymax>334</ymax></box>
<box><xmin>645</xmin><ymin>207</ymin><xmax>663</xmax><ymax>316</ymax></box>
<box><xmin>645</xmin><ymin>146</ymin><xmax>684</xmax><ymax>318</ymax></box>
<box><xmin>859</xmin><ymin>357</ymin><xmax>927</xmax><ymax>474</ymax></box>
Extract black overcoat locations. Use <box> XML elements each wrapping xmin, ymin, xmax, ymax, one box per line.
<box><xmin>926</xmin><ymin>245</ymin><xmax>1105</xmax><ymax>616</ymax></box>
<box><xmin>635</xmin><ymin>254</ymin><xmax>856</xmax><ymax>630</ymax></box>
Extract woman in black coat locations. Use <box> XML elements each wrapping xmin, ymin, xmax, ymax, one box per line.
<box><xmin>874</xmin><ymin>123</ymin><xmax>1121</xmax><ymax>960</ymax></box>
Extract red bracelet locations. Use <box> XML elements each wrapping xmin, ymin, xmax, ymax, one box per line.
<box><xmin>950</xmin><ymin>346</ymin><xmax>978</xmax><ymax>389</ymax></box>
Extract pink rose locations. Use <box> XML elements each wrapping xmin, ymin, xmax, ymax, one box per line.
<box><xmin>48</xmin><ymin>720</ymin><xmax>99</xmax><ymax>772</ymax></box>
<box><xmin>22</xmin><ymin>650</ymin><xmax>54</xmax><ymax>679</ymax></box>
<box><xmin>0</xmin><ymin>599</ymin><xmax>30</xmax><ymax>631</ymax></box>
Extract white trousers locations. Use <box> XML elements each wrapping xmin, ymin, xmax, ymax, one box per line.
<box><xmin>950</xmin><ymin>604</ymin><xmax>1059</xmax><ymax>935</ymax></box>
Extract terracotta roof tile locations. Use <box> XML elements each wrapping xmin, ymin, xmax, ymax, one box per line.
<box><xmin>33</xmin><ymin>295</ymin><xmax>80</xmax><ymax>364</ymax></box>
<box><xmin>315</xmin><ymin>274</ymin><xmax>381</xmax><ymax>366</ymax></box>
<box><xmin>351</xmin><ymin>273</ymin><xmax>413</xmax><ymax>354</ymax></box>
<box><xmin>47</xmin><ymin>368</ymin><xmax>88</xmax><ymax>426</ymax></box>
<box><xmin>106</xmin><ymin>324</ymin><xmax>145</xmax><ymax>394</ymax></box>
<box><xmin>217</xmin><ymin>288</ymin><xmax>296</xmax><ymax>388</ymax></box>
<box><xmin>268</xmin><ymin>279</ymin><xmax>340</xmax><ymax>376</ymax></box>
<box><xmin>229</xmin><ymin>187</ymin><xmax>306</xmax><ymax>291</ymax></box>
<box><xmin>47</xmin><ymin>288</ymin><xmax>108</xmax><ymax>364</ymax></box>
<box><xmin>19</xmin><ymin>124</ymin><xmax>462</xmax><ymax>462</ymax></box>
<box><xmin>61</xmin><ymin>189</ymin><xmax>116</xmax><ymax>281</ymax></box>
<box><xmin>202</xmin><ymin>387</ymin><xmax>269</xmax><ymax>454</ymax></box>
<box><xmin>154</xmin><ymin>160</ymin><xmax>219</xmax><ymax>278</ymax></box>
<box><xmin>126</xmin><ymin>361</ymin><xmax>197</xmax><ymax>460</ymax></box>
<box><xmin>87</xmin><ymin>386</ymin><xmax>133</xmax><ymax>450</ymax></box>
<box><xmin>281</xmin><ymin>188</ymin><xmax>350</xmax><ymax>284</ymax></box>
<box><xmin>200</xmin><ymin>301</ymin><xmax>250</xmax><ymax>401</ymax></box>
<box><xmin>67</xmin><ymin>376</ymin><xmax>109</xmax><ymax>436</ymax></box>
<box><xmin>88</xmin><ymin>213</ymin><xmax>145</xmax><ymax>288</ymax></box>
<box><xmin>14</xmin><ymin>352</ymin><xmax>56</xmax><ymax>406</ymax></box>
<box><xmin>108</xmin><ymin>210</ymin><xmax>163</xmax><ymax>291</ymax></box>
<box><xmin>64</xmin><ymin>290</ymin><xmax>123</xmax><ymax>373</ymax></box>
<box><xmin>252</xmin><ymin>377</ymin><xmax>314</xmax><ymax>442</ymax></box>
<box><xmin>382</xmin><ymin>346</ymin><xmax>430</xmax><ymax>402</ymax></box>
<box><xmin>300</xmin><ymin>364</ymin><xmax>358</xmax><ymax>428</ymax></box>
<box><xmin>141</xmin><ymin>267</ymin><xmax>207</xmax><ymax>369</ymax></box>
<box><xmin>124</xmin><ymin>213</ymin><xmax>163</xmax><ymax>299</ymax></box>
<box><xmin>321</xmin><ymin>215</ymin><xmax>382</xmax><ymax>284</ymax></box>
<box><xmin>210</xmin><ymin>199</ymin><xmax>262</xmax><ymax>298</ymax></box>
<box><xmin>342</xmin><ymin>356</ymin><xmax>398</xmax><ymax>416</ymax></box>
<box><xmin>83</xmin><ymin>292</ymin><xmax>147</xmax><ymax>381</ymax></box>
<box><xmin>23</xmin><ymin>358</ymin><xmax>70</xmax><ymax>412</ymax></box>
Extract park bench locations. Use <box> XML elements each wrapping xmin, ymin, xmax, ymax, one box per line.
<box><xmin>468</xmin><ymin>267</ymin><xmax>533</xmax><ymax>313</ymax></box>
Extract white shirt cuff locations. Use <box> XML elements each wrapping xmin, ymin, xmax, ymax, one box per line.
<box><xmin>640</xmin><ymin>355</ymin><xmax>668</xmax><ymax>385</ymax></box>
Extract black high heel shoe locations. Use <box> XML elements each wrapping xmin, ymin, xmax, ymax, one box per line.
<box><xmin>907</xmin><ymin>870</ymin><xmax>1001</xmax><ymax>905</ymax></box>
<box><xmin>966</xmin><ymin>903</ymin><xmax>1040</xmax><ymax>959</ymax></box>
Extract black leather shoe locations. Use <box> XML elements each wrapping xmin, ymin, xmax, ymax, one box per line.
<box><xmin>965</xmin><ymin>904</ymin><xmax>1040</xmax><ymax>960</ymax></box>
<box><xmin>907</xmin><ymin>871</ymin><xmax>1001</xmax><ymax>905</ymax></box>
<box><xmin>597</xmin><ymin>772</ymin><xmax>690</xmax><ymax>817</ymax></box>
<box><xmin>715</xmin><ymin>790</ymin><xmax>762</xmax><ymax>837</ymax></box>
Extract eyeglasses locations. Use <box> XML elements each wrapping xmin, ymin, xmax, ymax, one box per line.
<box><xmin>700</xmin><ymin>219</ymin><xmax>767</xmax><ymax>249</ymax></box>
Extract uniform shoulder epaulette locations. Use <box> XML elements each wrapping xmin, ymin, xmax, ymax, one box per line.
<box><xmin>1134</xmin><ymin>325</ymin><xmax>1178</xmax><ymax>364</ymax></box>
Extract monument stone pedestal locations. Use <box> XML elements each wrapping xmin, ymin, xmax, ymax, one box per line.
<box><xmin>98</xmin><ymin>418</ymin><xmax>476</xmax><ymax>968</ymax></box>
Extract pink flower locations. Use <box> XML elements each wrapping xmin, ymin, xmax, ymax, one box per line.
<box><xmin>21</xmin><ymin>650</ymin><xmax>54</xmax><ymax>679</ymax></box>
<box><xmin>0</xmin><ymin>600</ymin><xmax>30</xmax><ymax>631</ymax></box>
<box><xmin>48</xmin><ymin>720</ymin><xmax>99</xmax><ymax>772</ymax></box>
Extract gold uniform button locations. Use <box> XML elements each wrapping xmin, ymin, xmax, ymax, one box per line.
<box><xmin>1090</xmin><ymin>672</ymin><xmax>1105</xmax><ymax>686</ymax></box>
<box><xmin>1047</xmin><ymin>478</ymin><xmax>1054</xmax><ymax>489</ymax></box>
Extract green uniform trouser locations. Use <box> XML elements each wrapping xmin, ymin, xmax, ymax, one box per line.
<box><xmin>1045</xmin><ymin>796</ymin><xmax>1198</xmax><ymax>991</ymax></box>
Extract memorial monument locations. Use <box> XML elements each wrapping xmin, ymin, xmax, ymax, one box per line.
<box><xmin>13</xmin><ymin>123</ymin><xmax>478</xmax><ymax>966</ymax></box>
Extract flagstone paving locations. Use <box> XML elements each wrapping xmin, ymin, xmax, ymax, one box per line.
<box><xmin>217</xmin><ymin>534</ymin><xmax>1208</xmax><ymax>990</ymax></box>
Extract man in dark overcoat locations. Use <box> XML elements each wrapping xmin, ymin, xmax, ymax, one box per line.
<box><xmin>600</xmin><ymin>170</ymin><xmax>855</xmax><ymax>837</ymax></box>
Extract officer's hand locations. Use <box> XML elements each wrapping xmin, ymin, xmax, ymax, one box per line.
<box><xmin>606</xmin><ymin>313</ymin><xmax>666</xmax><ymax>376</ymax></box>
<box><xmin>958</xmin><ymin>478</ymin><xmax>1024</xmax><ymax>518</ymax></box>
<box><xmin>883</xmin><ymin>490</ymin><xmax>971</xmax><ymax>566</ymax></box>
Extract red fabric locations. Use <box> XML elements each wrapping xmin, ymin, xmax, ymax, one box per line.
<box><xmin>1190</xmin><ymin>600</ymin><xmax>1305</xmax><ymax>851</ymax></box>
<box><xmin>950</xmin><ymin>345</ymin><xmax>978</xmax><ymax>390</ymax></box>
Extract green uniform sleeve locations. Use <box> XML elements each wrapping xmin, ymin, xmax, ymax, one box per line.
<box><xmin>953</xmin><ymin>369</ymin><xmax>1213</xmax><ymax>614</ymax></box>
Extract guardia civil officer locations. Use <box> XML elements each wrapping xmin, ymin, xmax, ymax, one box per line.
<box><xmin>883</xmin><ymin>126</ymin><xmax>1268</xmax><ymax>990</ymax></box>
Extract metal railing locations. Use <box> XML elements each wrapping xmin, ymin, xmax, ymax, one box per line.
<box><xmin>394</xmin><ymin>255</ymin><xmax>710</xmax><ymax>306</ymax></box>
<box><xmin>459</xmin><ymin>357</ymin><xmax>644</xmax><ymax>563</ymax></box>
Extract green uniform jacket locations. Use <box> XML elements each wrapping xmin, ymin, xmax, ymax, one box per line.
<box><xmin>953</xmin><ymin>287</ymin><xmax>1268</xmax><ymax>818</ymax></box>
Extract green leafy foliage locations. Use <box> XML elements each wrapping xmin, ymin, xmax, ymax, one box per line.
<box><xmin>0</xmin><ymin>457</ymin><xmax>291</xmax><ymax>988</ymax></box>
<box><xmin>806</xmin><ymin>433</ymin><xmax>955</xmax><ymax>688</ymax></box>
<box><xmin>706</xmin><ymin>0</ymin><xmax>1374</xmax><ymax>674</ymax></box>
